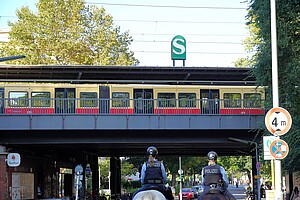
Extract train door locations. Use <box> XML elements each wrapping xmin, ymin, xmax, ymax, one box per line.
<box><xmin>133</xmin><ymin>89</ymin><xmax>154</xmax><ymax>114</ymax></box>
<box><xmin>200</xmin><ymin>89</ymin><xmax>220</xmax><ymax>114</ymax></box>
<box><xmin>55</xmin><ymin>88</ymin><xmax>75</xmax><ymax>113</ymax></box>
<box><xmin>99</xmin><ymin>86</ymin><xmax>110</xmax><ymax>113</ymax></box>
<box><xmin>0</xmin><ymin>88</ymin><xmax>3</xmax><ymax>114</ymax></box>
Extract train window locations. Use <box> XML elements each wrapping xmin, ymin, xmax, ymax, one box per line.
<box><xmin>178</xmin><ymin>93</ymin><xmax>196</xmax><ymax>107</ymax></box>
<box><xmin>8</xmin><ymin>91</ymin><xmax>29</xmax><ymax>107</ymax></box>
<box><xmin>32</xmin><ymin>92</ymin><xmax>51</xmax><ymax>107</ymax></box>
<box><xmin>223</xmin><ymin>93</ymin><xmax>241</xmax><ymax>108</ymax></box>
<box><xmin>80</xmin><ymin>92</ymin><xmax>98</xmax><ymax>107</ymax></box>
<box><xmin>243</xmin><ymin>93</ymin><xmax>262</xmax><ymax>108</ymax></box>
<box><xmin>112</xmin><ymin>92</ymin><xmax>129</xmax><ymax>107</ymax></box>
<box><xmin>157</xmin><ymin>93</ymin><xmax>176</xmax><ymax>107</ymax></box>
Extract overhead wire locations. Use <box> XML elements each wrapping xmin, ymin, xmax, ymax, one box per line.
<box><xmin>85</xmin><ymin>2</ymin><xmax>246</xmax><ymax>10</ymax></box>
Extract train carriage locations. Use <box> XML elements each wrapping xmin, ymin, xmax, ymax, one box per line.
<box><xmin>0</xmin><ymin>82</ymin><xmax>265</xmax><ymax>115</ymax></box>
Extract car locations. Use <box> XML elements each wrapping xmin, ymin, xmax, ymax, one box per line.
<box><xmin>191</xmin><ymin>187</ymin><xmax>199</xmax><ymax>198</ymax></box>
<box><xmin>193</xmin><ymin>185</ymin><xmax>204</xmax><ymax>194</ymax></box>
<box><xmin>192</xmin><ymin>186</ymin><xmax>203</xmax><ymax>198</ymax></box>
<box><xmin>178</xmin><ymin>188</ymin><xmax>194</xmax><ymax>200</ymax></box>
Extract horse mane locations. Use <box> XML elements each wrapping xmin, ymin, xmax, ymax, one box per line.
<box><xmin>133</xmin><ymin>190</ymin><xmax>166</xmax><ymax>200</ymax></box>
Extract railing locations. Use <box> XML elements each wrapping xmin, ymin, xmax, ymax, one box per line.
<box><xmin>0</xmin><ymin>98</ymin><xmax>265</xmax><ymax>115</ymax></box>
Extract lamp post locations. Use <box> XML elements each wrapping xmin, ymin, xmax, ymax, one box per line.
<box><xmin>228</xmin><ymin>137</ymin><xmax>261</xmax><ymax>200</ymax></box>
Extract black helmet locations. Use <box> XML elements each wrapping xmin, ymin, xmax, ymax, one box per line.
<box><xmin>147</xmin><ymin>146</ymin><xmax>158</xmax><ymax>156</ymax></box>
<box><xmin>207</xmin><ymin>151</ymin><xmax>218</xmax><ymax>160</ymax></box>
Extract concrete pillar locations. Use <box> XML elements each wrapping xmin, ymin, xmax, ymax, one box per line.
<box><xmin>0</xmin><ymin>146</ymin><xmax>8</xmax><ymax>200</ymax></box>
<box><xmin>110</xmin><ymin>156</ymin><xmax>121</xmax><ymax>200</ymax></box>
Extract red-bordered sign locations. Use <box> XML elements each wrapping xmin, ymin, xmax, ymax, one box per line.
<box><xmin>265</xmin><ymin>107</ymin><xmax>292</xmax><ymax>136</ymax></box>
<box><xmin>269</xmin><ymin>139</ymin><xmax>289</xmax><ymax>159</ymax></box>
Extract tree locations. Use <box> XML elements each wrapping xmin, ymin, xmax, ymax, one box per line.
<box><xmin>219</xmin><ymin>156</ymin><xmax>252</xmax><ymax>184</ymax></box>
<box><xmin>244</xmin><ymin>0</ymin><xmax>300</xmax><ymax>172</ymax></box>
<box><xmin>0</xmin><ymin>0</ymin><xmax>138</xmax><ymax>65</ymax></box>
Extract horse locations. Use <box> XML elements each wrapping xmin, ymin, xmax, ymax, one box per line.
<box><xmin>198</xmin><ymin>187</ymin><xmax>229</xmax><ymax>200</ymax></box>
<box><xmin>200</xmin><ymin>193</ymin><xmax>227</xmax><ymax>200</ymax></box>
<box><xmin>132</xmin><ymin>190</ymin><xmax>166</xmax><ymax>200</ymax></box>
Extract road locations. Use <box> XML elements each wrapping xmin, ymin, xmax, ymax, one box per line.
<box><xmin>227</xmin><ymin>184</ymin><xmax>247</xmax><ymax>200</ymax></box>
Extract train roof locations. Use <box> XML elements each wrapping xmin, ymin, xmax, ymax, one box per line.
<box><xmin>0</xmin><ymin>65</ymin><xmax>256</xmax><ymax>85</ymax></box>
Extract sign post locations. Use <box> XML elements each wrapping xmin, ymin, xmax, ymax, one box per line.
<box><xmin>265</xmin><ymin>106</ymin><xmax>292</xmax><ymax>200</ymax></box>
<box><xmin>75</xmin><ymin>165</ymin><xmax>83</xmax><ymax>200</ymax></box>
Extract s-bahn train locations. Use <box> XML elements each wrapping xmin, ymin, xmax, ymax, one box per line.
<box><xmin>0</xmin><ymin>82</ymin><xmax>265</xmax><ymax>115</ymax></box>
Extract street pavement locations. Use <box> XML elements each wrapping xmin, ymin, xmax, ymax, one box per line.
<box><xmin>227</xmin><ymin>184</ymin><xmax>247</xmax><ymax>200</ymax></box>
<box><xmin>175</xmin><ymin>184</ymin><xmax>264</xmax><ymax>200</ymax></box>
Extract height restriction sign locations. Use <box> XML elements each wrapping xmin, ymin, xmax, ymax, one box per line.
<box><xmin>265</xmin><ymin>107</ymin><xmax>292</xmax><ymax>136</ymax></box>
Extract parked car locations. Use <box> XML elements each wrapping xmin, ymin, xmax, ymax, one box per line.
<box><xmin>193</xmin><ymin>185</ymin><xmax>204</xmax><ymax>194</ymax></box>
<box><xmin>192</xmin><ymin>186</ymin><xmax>204</xmax><ymax>198</ymax></box>
<box><xmin>179</xmin><ymin>188</ymin><xmax>194</xmax><ymax>200</ymax></box>
<box><xmin>191</xmin><ymin>187</ymin><xmax>200</xmax><ymax>198</ymax></box>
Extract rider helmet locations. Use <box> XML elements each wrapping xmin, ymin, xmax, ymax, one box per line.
<box><xmin>147</xmin><ymin>146</ymin><xmax>158</xmax><ymax>157</ymax></box>
<box><xmin>207</xmin><ymin>151</ymin><xmax>218</xmax><ymax>161</ymax></box>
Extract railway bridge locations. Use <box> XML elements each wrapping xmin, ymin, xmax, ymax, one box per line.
<box><xmin>0</xmin><ymin>65</ymin><xmax>265</xmax><ymax>200</ymax></box>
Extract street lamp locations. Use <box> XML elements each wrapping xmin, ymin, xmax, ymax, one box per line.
<box><xmin>228</xmin><ymin>137</ymin><xmax>261</xmax><ymax>200</ymax></box>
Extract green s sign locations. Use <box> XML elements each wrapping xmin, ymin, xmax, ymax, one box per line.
<box><xmin>171</xmin><ymin>35</ymin><xmax>186</xmax><ymax>60</ymax></box>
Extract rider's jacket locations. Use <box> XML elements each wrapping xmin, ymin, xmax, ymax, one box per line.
<box><xmin>143</xmin><ymin>161</ymin><xmax>164</xmax><ymax>184</ymax></box>
<box><xmin>203</xmin><ymin>164</ymin><xmax>222</xmax><ymax>186</ymax></box>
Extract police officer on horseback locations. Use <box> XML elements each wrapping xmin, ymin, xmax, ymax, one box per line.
<box><xmin>133</xmin><ymin>146</ymin><xmax>174</xmax><ymax>200</ymax></box>
<box><xmin>198</xmin><ymin>151</ymin><xmax>236</xmax><ymax>200</ymax></box>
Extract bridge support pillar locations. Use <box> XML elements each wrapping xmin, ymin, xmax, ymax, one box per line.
<box><xmin>110</xmin><ymin>156</ymin><xmax>121</xmax><ymax>200</ymax></box>
<box><xmin>0</xmin><ymin>146</ymin><xmax>8</xmax><ymax>200</ymax></box>
<box><xmin>91</xmin><ymin>155</ymin><xmax>99</xmax><ymax>200</ymax></box>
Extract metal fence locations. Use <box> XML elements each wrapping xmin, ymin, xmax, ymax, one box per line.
<box><xmin>0</xmin><ymin>98</ymin><xmax>265</xmax><ymax>115</ymax></box>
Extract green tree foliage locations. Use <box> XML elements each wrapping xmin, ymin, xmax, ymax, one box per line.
<box><xmin>0</xmin><ymin>0</ymin><xmax>138</xmax><ymax>65</ymax></box>
<box><xmin>219</xmin><ymin>156</ymin><xmax>252</xmax><ymax>183</ymax></box>
<box><xmin>245</xmin><ymin>0</ymin><xmax>300</xmax><ymax>172</ymax></box>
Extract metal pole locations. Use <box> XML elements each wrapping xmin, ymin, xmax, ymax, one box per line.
<box><xmin>75</xmin><ymin>173</ymin><xmax>79</xmax><ymax>200</ymax></box>
<box><xmin>227</xmin><ymin>137</ymin><xmax>260</xmax><ymax>200</ymax></box>
<box><xmin>255</xmin><ymin>142</ymin><xmax>261</xmax><ymax>200</ymax></box>
<box><xmin>270</xmin><ymin>0</ymin><xmax>282</xmax><ymax>199</ymax></box>
<box><xmin>179</xmin><ymin>157</ymin><xmax>182</xmax><ymax>200</ymax></box>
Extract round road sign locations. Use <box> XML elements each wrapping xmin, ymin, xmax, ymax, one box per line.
<box><xmin>269</xmin><ymin>139</ymin><xmax>289</xmax><ymax>159</ymax></box>
<box><xmin>75</xmin><ymin>165</ymin><xmax>83</xmax><ymax>175</ymax></box>
<box><xmin>265</xmin><ymin>107</ymin><xmax>292</xmax><ymax>136</ymax></box>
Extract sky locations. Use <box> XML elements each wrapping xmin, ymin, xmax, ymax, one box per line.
<box><xmin>0</xmin><ymin>0</ymin><xmax>253</xmax><ymax>67</ymax></box>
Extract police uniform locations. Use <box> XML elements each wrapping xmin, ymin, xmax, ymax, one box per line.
<box><xmin>133</xmin><ymin>160</ymin><xmax>173</xmax><ymax>200</ymax></box>
<box><xmin>199</xmin><ymin>164</ymin><xmax>236</xmax><ymax>200</ymax></box>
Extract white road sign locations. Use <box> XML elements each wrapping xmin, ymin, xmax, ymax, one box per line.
<box><xmin>7</xmin><ymin>153</ymin><xmax>21</xmax><ymax>167</ymax></box>
<box><xmin>265</xmin><ymin>107</ymin><xmax>292</xmax><ymax>136</ymax></box>
<box><xmin>263</xmin><ymin>136</ymin><xmax>277</xmax><ymax>160</ymax></box>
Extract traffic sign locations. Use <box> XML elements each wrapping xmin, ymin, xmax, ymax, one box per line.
<box><xmin>75</xmin><ymin>165</ymin><xmax>83</xmax><ymax>175</ymax></box>
<box><xmin>256</xmin><ymin>162</ymin><xmax>261</xmax><ymax>170</ymax></box>
<box><xmin>7</xmin><ymin>153</ymin><xmax>21</xmax><ymax>167</ymax></box>
<box><xmin>265</xmin><ymin>107</ymin><xmax>292</xmax><ymax>136</ymax></box>
<box><xmin>263</xmin><ymin>136</ymin><xmax>277</xmax><ymax>160</ymax></box>
<box><xmin>178</xmin><ymin>169</ymin><xmax>183</xmax><ymax>175</ymax></box>
<box><xmin>269</xmin><ymin>139</ymin><xmax>289</xmax><ymax>159</ymax></box>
